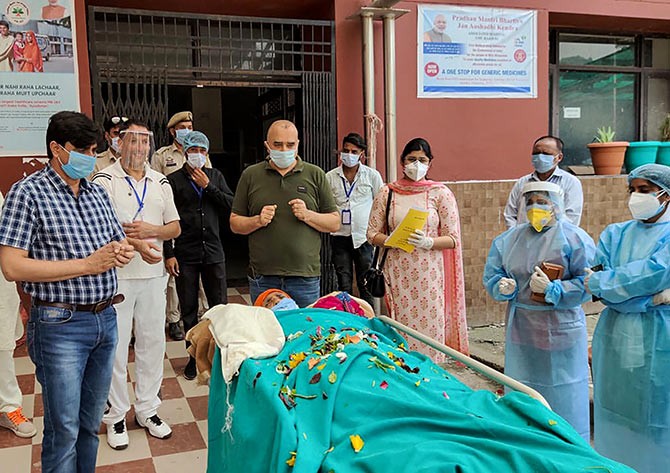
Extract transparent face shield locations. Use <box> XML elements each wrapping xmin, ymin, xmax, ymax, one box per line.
<box><xmin>523</xmin><ymin>189</ymin><xmax>564</xmax><ymax>219</ymax></box>
<box><xmin>119</xmin><ymin>130</ymin><xmax>155</xmax><ymax>171</ymax></box>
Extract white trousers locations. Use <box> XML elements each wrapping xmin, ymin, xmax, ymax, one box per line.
<box><xmin>0</xmin><ymin>349</ymin><xmax>22</xmax><ymax>413</ymax></box>
<box><xmin>104</xmin><ymin>276</ymin><xmax>168</xmax><ymax>424</ymax></box>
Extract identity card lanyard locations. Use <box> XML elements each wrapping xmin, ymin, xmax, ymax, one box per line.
<box><xmin>340</xmin><ymin>176</ymin><xmax>355</xmax><ymax>225</ymax></box>
<box><xmin>190</xmin><ymin>181</ymin><xmax>204</xmax><ymax>200</ymax></box>
<box><xmin>124</xmin><ymin>176</ymin><xmax>148</xmax><ymax>221</ymax></box>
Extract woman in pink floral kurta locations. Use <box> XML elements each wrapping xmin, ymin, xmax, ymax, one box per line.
<box><xmin>367</xmin><ymin>138</ymin><xmax>468</xmax><ymax>361</ymax></box>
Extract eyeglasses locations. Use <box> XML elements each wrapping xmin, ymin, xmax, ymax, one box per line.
<box><xmin>405</xmin><ymin>156</ymin><xmax>431</xmax><ymax>165</ymax></box>
<box><xmin>110</xmin><ymin>116</ymin><xmax>128</xmax><ymax>125</ymax></box>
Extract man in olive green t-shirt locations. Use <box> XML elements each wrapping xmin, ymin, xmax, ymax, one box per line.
<box><xmin>230</xmin><ymin>120</ymin><xmax>339</xmax><ymax>307</ymax></box>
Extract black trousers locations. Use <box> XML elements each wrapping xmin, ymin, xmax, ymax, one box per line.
<box><xmin>175</xmin><ymin>261</ymin><xmax>227</xmax><ymax>336</ymax></box>
<box><xmin>330</xmin><ymin>235</ymin><xmax>375</xmax><ymax>307</ymax></box>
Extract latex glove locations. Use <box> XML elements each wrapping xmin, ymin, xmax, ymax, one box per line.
<box><xmin>584</xmin><ymin>267</ymin><xmax>594</xmax><ymax>293</ymax></box>
<box><xmin>653</xmin><ymin>288</ymin><xmax>670</xmax><ymax>306</ymax></box>
<box><xmin>407</xmin><ymin>229</ymin><xmax>434</xmax><ymax>250</ymax></box>
<box><xmin>498</xmin><ymin>277</ymin><xmax>517</xmax><ymax>296</ymax></box>
<box><xmin>530</xmin><ymin>266</ymin><xmax>551</xmax><ymax>293</ymax></box>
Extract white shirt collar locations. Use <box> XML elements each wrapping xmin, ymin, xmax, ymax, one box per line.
<box><xmin>109</xmin><ymin>161</ymin><xmax>155</xmax><ymax>182</ymax></box>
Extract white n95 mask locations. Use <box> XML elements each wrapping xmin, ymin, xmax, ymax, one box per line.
<box><xmin>187</xmin><ymin>153</ymin><xmax>206</xmax><ymax>169</ymax></box>
<box><xmin>110</xmin><ymin>137</ymin><xmax>120</xmax><ymax>153</ymax></box>
<box><xmin>628</xmin><ymin>191</ymin><xmax>667</xmax><ymax>220</ymax></box>
<box><xmin>404</xmin><ymin>161</ymin><xmax>429</xmax><ymax>181</ymax></box>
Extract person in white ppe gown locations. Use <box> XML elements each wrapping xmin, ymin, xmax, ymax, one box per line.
<box><xmin>586</xmin><ymin>163</ymin><xmax>670</xmax><ymax>473</ymax></box>
<box><xmin>483</xmin><ymin>181</ymin><xmax>595</xmax><ymax>441</ymax></box>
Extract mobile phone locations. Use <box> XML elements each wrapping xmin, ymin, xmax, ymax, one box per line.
<box><xmin>590</xmin><ymin>264</ymin><xmax>603</xmax><ymax>302</ymax></box>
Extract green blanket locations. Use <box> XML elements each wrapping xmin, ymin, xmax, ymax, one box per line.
<box><xmin>208</xmin><ymin>308</ymin><xmax>633</xmax><ymax>472</ymax></box>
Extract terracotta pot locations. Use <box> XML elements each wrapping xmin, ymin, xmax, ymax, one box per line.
<box><xmin>587</xmin><ymin>141</ymin><xmax>629</xmax><ymax>175</ymax></box>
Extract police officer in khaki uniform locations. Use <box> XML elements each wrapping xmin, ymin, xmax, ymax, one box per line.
<box><xmin>152</xmin><ymin>111</ymin><xmax>211</xmax><ymax>340</ymax></box>
<box><xmin>151</xmin><ymin>111</ymin><xmax>212</xmax><ymax>175</ymax></box>
<box><xmin>90</xmin><ymin>115</ymin><xmax>128</xmax><ymax>178</ymax></box>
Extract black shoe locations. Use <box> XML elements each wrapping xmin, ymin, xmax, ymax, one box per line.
<box><xmin>169</xmin><ymin>322</ymin><xmax>185</xmax><ymax>341</ymax></box>
<box><xmin>184</xmin><ymin>356</ymin><xmax>197</xmax><ymax>380</ymax></box>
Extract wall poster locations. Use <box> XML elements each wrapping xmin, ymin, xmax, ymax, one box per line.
<box><xmin>0</xmin><ymin>0</ymin><xmax>79</xmax><ymax>156</ymax></box>
<box><xmin>418</xmin><ymin>4</ymin><xmax>537</xmax><ymax>98</ymax></box>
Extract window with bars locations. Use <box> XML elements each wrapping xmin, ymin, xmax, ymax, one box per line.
<box><xmin>89</xmin><ymin>7</ymin><xmax>334</xmax><ymax>84</ymax></box>
<box><xmin>550</xmin><ymin>32</ymin><xmax>670</xmax><ymax>166</ymax></box>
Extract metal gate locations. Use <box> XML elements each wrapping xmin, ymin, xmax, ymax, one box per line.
<box><xmin>92</xmin><ymin>68</ymin><xmax>170</xmax><ymax>147</ymax></box>
<box><xmin>87</xmin><ymin>7</ymin><xmax>335</xmax><ymax>109</ymax></box>
<box><xmin>88</xmin><ymin>7</ymin><xmax>338</xmax><ymax>293</ymax></box>
<box><xmin>302</xmin><ymin>72</ymin><xmax>337</xmax><ymax>293</ymax></box>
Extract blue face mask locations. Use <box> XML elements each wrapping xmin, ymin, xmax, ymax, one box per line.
<box><xmin>58</xmin><ymin>147</ymin><xmax>96</xmax><ymax>179</ymax></box>
<box><xmin>175</xmin><ymin>128</ymin><xmax>191</xmax><ymax>145</ymax></box>
<box><xmin>340</xmin><ymin>152</ymin><xmax>360</xmax><ymax>168</ymax></box>
<box><xmin>271</xmin><ymin>297</ymin><xmax>299</xmax><ymax>312</ymax></box>
<box><xmin>531</xmin><ymin>153</ymin><xmax>556</xmax><ymax>174</ymax></box>
<box><xmin>269</xmin><ymin>149</ymin><xmax>296</xmax><ymax>169</ymax></box>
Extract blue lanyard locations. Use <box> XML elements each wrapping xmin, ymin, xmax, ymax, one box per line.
<box><xmin>190</xmin><ymin>181</ymin><xmax>203</xmax><ymax>200</ymax></box>
<box><xmin>124</xmin><ymin>176</ymin><xmax>148</xmax><ymax>220</ymax></box>
<box><xmin>340</xmin><ymin>176</ymin><xmax>356</xmax><ymax>201</ymax></box>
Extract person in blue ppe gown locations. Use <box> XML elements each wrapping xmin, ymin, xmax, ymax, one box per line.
<box><xmin>586</xmin><ymin>163</ymin><xmax>670</xmax><ymax>473</ymax></box>
<box><xmin>483</xmin><ymin>181</ymin><xmax>595</xmax><ymax>441</ymax></box>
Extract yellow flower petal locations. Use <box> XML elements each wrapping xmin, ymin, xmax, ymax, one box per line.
<box><xmin>286</xmin><ymin>451</ymin><xmax>297</xmax><ymax>467</ymax></box>
<box><xmin>328</xmin><ymin>371</ymin><xmax>337</xmax><ymax>383</ymax></box>
<box><xmin>349</xmin><ymin>434</ymin><xmax>365</xmax><ymax>453</ymax></box>
<box><xmin>288</xmin><ymin>352</ymin><xmax>307</xmax><ymax>369</ymax></box>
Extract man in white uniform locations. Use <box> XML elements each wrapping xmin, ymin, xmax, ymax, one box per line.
<box><xmin>93</xmin><ymin>120</ymin><xmax>181</xmax><ymax>449</ymax></box>
<box><xmin>0</xmin><ymin>192</ymin><xmax>36</xmax><ymax>438</ymax></box>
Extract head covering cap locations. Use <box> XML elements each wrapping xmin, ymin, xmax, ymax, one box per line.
<box><xmin>167</xmin><ymin>111</ymin><xmax>193</xmax><ymax>129</ymax></box>
<box><xmin>522</xmin><ymin>180</ymin><xmax>565</xmax><ymax>221</ymax></box>
<box><xmin>521</xmin><ymin>181</ymin><xmax>563</xmax><ymax>196</ymax></box>
<box><xmin>628</xmin><ymin>164</ymin><xmax>670</xmax><ymax>194</ymax></box>
<box><xmin>183</xmin><ymin>131</ymin><xmax>209</xmax><ymax>152</ymax></box>
<box><xmin>254</xmin><ymin>289</ymin><xmax>292</xmax><ymax>307</ymax></box>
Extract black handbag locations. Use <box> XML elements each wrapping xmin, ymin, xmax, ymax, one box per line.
<box><xmin>364</xmin><ymin>189</ymin><xmax>393</xmax><ymax>298</ymax></box>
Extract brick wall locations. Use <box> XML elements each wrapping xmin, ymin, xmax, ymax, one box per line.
<box><xmin>447</xmin><ymin>175</ymin><xmax>630</xmax><ymax>327</ymax></box>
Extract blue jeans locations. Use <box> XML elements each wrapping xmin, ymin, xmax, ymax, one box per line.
<box><xmin>28</xmin><ymin>305</ymin><xmax>118</xmax><ymax>473</ymax></box>
<box><xmin>248</xmin><ymin>275</ymin><xmax>320</xmax><ymax>308</ymax></box>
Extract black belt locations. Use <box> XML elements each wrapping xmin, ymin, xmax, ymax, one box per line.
<box><xmin>34</xmin><ymin>294</ymin><xmax>125</xmax><ymax>314</ymax></box>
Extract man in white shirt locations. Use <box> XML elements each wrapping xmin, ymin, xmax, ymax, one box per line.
<box><xmin>325</xmin><ymin>133</ymin><xmax>383</xmax><ymax>306</ymax></box>
<box><xmin>93</xmin><ymin>120</ymin><xmax>181</xmax><ymax>450</ymax></box>
<box><xmin>0</xmin><ymin>192</ymin><xmax>36</xmax><ymax>439</ymax></box>
<box><xmin>504</xmin><ymin>135</ymin><xmax>584</xmax><ymax>228</ymax></box>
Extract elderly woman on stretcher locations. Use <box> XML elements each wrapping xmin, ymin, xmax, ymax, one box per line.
<box><xmin>187</xmin><ymin>289</ymin><xmax>632</xmax><ymax>473</ymax></box>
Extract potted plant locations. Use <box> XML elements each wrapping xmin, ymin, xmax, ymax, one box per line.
<box><xmin>587</xmin><ymin>126</ymin><xmax>629</xmax><ymax>175</ymax></box>
<box><xmin>625</xmin><ymin>136</ymin><xmax>661</xmax><ymax>172</ymax></box>
<box><xmin>657</xmin><ymin>113</ymin><xmax>670</xmax><ymax>166</ymax></box>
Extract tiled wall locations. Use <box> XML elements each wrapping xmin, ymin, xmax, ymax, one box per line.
<box><xmin>447</xmin><ymin>175</ymin><xmax>630</xmax><ymax>327</ymax></box>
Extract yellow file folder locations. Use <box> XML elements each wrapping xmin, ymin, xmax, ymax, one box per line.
<box><xmin>384</xmin><ymin>207</ymin><xmax>429</xmax><ymax>253</ymax></box>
